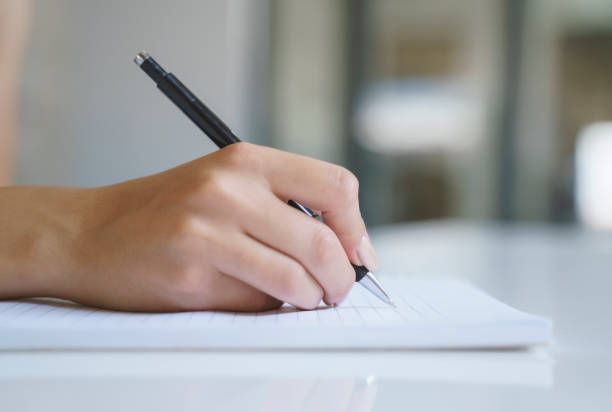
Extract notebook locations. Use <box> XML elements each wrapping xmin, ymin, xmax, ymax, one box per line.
<box><xmin>0</xmin><ymin>277</ymin><xmax>552</xmax><ymax>350</ymax></box>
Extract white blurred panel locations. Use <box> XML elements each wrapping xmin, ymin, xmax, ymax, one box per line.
<box><xmin>355</xmin><ymin>81</ymin><xmax>483</xmax><ymax>154</ymax></box>
<box><xmin>576</xmin><ymin>122</ymin><xmax>612</xmax><ymax>229</ymax></box>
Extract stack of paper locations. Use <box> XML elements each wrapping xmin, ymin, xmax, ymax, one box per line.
<box><xmin>0</xmin><ymin>278</ymin><xmax>551</xmax><ymax>350</ymax></box>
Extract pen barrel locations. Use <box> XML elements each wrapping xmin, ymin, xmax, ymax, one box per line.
<box><xmin>139</xmin><ymin>55</ymin><xmax>166</xmax><ymax>83</ymax></box>
<box><xmin>137</xmin><ymin>53</ymin><xmax>240</xmax><ymax>148</ymax></box>
<box><xmin>157</xmin><ymin>75</ymin><xmax>239</xmax><ymax>148</ymax></box>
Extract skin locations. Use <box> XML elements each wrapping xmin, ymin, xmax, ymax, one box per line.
<box><xmin>0</xmin><ymin>142</ymin><xmax>378</xmax><ymax>312</ymax></box>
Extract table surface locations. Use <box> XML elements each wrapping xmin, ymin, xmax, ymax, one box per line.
<box><xmin>2</xmin><ymin>220</ymin><xmax>611</xmax><ymax>411</ymax></box>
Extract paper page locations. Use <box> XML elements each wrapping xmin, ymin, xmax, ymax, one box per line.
<box><xmin>0</xmin><ymin>278</ymin><xmax>552</xmax><ymax>349</ymax></box>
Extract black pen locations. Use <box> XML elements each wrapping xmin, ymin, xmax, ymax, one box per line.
<box><xmin>134</xmin><ymin>51</ymin><xmax>394</xmax><ymax>306</ymax></box>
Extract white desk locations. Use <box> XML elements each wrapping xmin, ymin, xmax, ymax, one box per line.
<box><xmin>2</xmin><ymin>221</ymin><xmax>611</xmax><ymax>411</ymax></box>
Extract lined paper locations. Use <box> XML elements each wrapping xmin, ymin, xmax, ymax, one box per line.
<box><xmin>0</xmin><ymin>278</ymin><xmax>552</xmax><ymax>349</ymax></box>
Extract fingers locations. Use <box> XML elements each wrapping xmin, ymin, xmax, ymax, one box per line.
<box><xmin>241</xmin><ymin>192</ymin><xmax>355</xmax><ymax>305</ymax></box>
<box><xmin>194</xmin><ymin>272</ymin><xmax>283</xmax><ymax>312</ymax></box>
<box><xmin>211</xmin><ymin>231</ymin><xmax>325</xmax><ymax>310</ymax></box>
<box><xmin>217</xmin><ymin>143</ymin><xmax>378</xmax><ymax>270</ymax></box>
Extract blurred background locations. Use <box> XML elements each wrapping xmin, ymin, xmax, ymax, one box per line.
<box><xmin>2</xmin><ymin>0</ymin><xmax>612</xmax><ymax>229</ymax></box>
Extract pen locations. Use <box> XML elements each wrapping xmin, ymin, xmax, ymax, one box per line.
<box><xmin>133</xmin><ymin>51</ymin><xmax>394</xmax><ymax>307</ymax></box>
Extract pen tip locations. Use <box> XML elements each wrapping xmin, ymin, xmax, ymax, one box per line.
<box><xmin>358</xmin><ymin>271</ymin><xmax>395</xmax><ymax>307</ymax></box>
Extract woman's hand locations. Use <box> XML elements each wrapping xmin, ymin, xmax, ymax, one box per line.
<box><xmin>0</xmin><ymin>143</ymin><xmax>377</xmax><ymax>312</ymax></box>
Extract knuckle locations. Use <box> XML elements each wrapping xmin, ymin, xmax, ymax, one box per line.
<box><xmin>192</xmin><ymin>172</ymin><xmax>237</xmax><ymax>207</ymax></box>
<box><xmin>222</xmin><ymin>142</ymin><xmax>258</xmax><ymax>168</ymax></box>
<box><xmin>332</xmin><ymin>166</ymin><xmax>359</xmax><ymax>205</ymax></box>
<box><xmin>173</xmin><ymin>212</ymin><xmax>202</xmax><ymax>237</ymax></box>
<box><xmin>195</xmin><ymin>171</ymin><xmax>226</xmax><ymax>197</ymax></box>
<box><xmin>311</xmin><ymin>225</ymin><xmax>339</xmax><ymax>265</ymax></box>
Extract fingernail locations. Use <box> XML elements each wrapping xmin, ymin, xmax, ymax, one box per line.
<box><xmin>357</xmin><ymin>235</ymin><xmax>378</xmax><ymax>270</ymax></box>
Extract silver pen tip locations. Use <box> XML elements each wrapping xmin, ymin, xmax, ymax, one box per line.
<box><xmin>359</xmin><ymin>271</ymin><xmax>395</xmax><ymax>307</ymax></box>
<box><xmin>134</xmin><ymin>51</ymin><xmax>150</xmax><ymax>67</ymax></box>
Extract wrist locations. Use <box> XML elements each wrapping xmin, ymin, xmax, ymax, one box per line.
<box><xmin>0</xmin><ymin>186</ymin><xmax>94</xmax><ymax>299</ymax></box>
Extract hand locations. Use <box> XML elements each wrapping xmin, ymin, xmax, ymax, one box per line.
<box><xmin>0</xmin><ymin>143</ymin><xmax>378</xmax><ymax>312</ymax></box>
